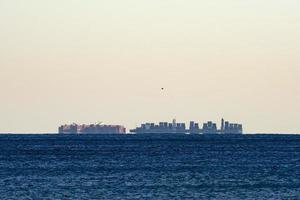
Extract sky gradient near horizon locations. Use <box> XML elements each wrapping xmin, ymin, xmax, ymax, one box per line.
<box><xmin>1</xmin><ymin>0</ymin><xmax>300</xmax><ymax>133</ymax></box>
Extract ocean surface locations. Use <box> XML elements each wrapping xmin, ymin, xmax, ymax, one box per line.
<box><xmin>0</xmin><ymin>134</ymin><xmax>300</xmax><ymax>200</ymax></box>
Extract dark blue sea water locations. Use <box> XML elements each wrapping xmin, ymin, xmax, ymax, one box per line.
<box><xmin>0</xmin><ymin>134</ymin><xmax>300</xmax><ymax>200</ymax></box>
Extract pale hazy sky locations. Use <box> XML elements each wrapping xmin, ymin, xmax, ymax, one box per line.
<box><xmin>0</xmin><ymin>0</ymin><xmax>299</xmax><ymax>133</ymax></box>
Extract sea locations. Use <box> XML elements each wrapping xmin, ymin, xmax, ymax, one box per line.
<box><xmin>0</xmin><ymin>134</ymin><xmax>299</xmax><ymax>200</ymax></box>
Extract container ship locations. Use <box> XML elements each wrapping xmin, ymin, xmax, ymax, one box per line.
<box><xmin>59</xmin><ymin>123</ymin><xmax>126</xmax><ymax>134</ymax></box>
<box><xmin>130</xmin><ymin>118</ymin><xmax>243</xmax><ymax>134</ymax></box>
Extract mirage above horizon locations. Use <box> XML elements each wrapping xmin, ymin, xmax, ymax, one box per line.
<box><xmin>59</xmin><ymin>118</ymin><xmax>243</xmax><ymax>135</ymax></box>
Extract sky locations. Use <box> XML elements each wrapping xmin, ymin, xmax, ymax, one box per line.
<box><xmin>0</xmin><ymin>0</ymin><xmax>299</xmax><ymax>133</ymax></box>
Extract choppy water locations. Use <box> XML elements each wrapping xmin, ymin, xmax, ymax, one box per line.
<box><xmin>0</xmin><ymin>134</ymin><xmax>300</xmax><ymax>199</ymax></box>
